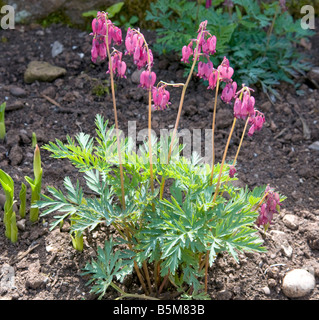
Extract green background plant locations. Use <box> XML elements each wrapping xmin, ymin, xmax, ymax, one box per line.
<box><xmin>145</xmin><ymin>0</ymin><xmax>315</xmax><ymax>96</ymax></box>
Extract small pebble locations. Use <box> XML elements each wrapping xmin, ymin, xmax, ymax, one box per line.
<box><xmin>282</xmin><ymin>269</ymin><xmax>315</xmax><ymax>298</ymax></box>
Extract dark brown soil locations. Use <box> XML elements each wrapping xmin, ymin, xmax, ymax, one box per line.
<box><xmin>0</xmin><ymin>22</ymin><xmax>318</xmax><ymax>301</ymax></box>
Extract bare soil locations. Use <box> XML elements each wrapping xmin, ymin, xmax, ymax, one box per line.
<box><xmin>0</xmin><ymin>23</ymin><xmax>318</xmax><ymax>301</ymax></box>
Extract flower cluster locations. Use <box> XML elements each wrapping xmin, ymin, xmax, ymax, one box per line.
<box><xmin>232</xmin><ymin>85</ymin><xmax>265</xmax><ymax>136</ymax></box>
<box><xmin>181</xmin><ymin>21</ymin><xmax>237</xmax><ymax>105</ymax></box>
<box><xmin>124</xmin><ymin>27</ymin><xmax>171</xmax><ymax>110</ymax></box>
<box><xmin>107</xmin><ymin>50</ymin><xmax>126</xmax><ymax>78</ymax></box>
<box><xmin>256</xmin><ymin>185</ymin><xmax>281</xmax><ymax>228</ymax></box>
<box><xmin>228</xmin><ymin>165</ymin><xmax>236</xmax><ymax>178</ymax></box>
<box><xmin>125</xmin><ymin>27</ymin><xmax>154</xmax><ymax>70</ymax></box>
<box><xmin>152</xmin><ymin>86</ymin><xmax>171</xmax><ymax>111</ymax></box>
<box><xmin>91</xmin><ymin>11</ymin><xmax>122</xmax><ymax>63</ymax></box>
<box><xmin>248</xmin><ymin>110</ymin><xmax>265</xmax><ymax>137</ymax></box>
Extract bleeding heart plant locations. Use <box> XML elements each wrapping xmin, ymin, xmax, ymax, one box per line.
<box><xmin>36</xmin><ymin>14</ymin><xmax>286</xmax><ymax>300</ymax></box>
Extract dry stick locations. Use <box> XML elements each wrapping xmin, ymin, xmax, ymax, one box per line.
<box><xmin>204</xmin><ymin>117</ymin><xmax>237</xmax><ymax>292</ymax></box>
<box><xmin>210</xmin><ymin>74</ymin><xmax>220</xmax><ymax>185</ymax></box>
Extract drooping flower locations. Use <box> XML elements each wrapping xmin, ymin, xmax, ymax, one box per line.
<box><xmin>217</xmin><ymin>56</ymin><xmax>234</xmax><ymax>82</ymax></box>
<box><xmin>256</xmin><ymin>185</ymin><xmax>282</xmax><ymax>228</ymax></box>
<box><xmin>125</xmin><ymin>28</ymin><xmax>152</xmax><ymax>70</ymax></box>
<box><xmin>140</xmin><ymin>70</ymin><xmax>156</xmax><ymax>89</ymax></box>
<box><xmin>181</xmin><ymin>42</ymin><xmax>193</xmax><ymax>63</ymax></box>
<box><xmin>206</xmin><ymin>35</ymin><xmax>217</xmax><ymax>55</ymax></box>
<box><xmin>248</xmin><ymin>110</ymin><xmax>265</xmax><ymax>136</ymax></box>
<box><xmin>90</xmin><ymin>12</ymin><xmax>123</xmax><ymax>63</ymax></box>
<box><xmin>197</xmin><ymin>60</ymin><xmax>214</xmax><ymax>80</ymax></box>
<box><xmin>205</xmin><ymin>0</ymin><xmax>212</xmax><ymax>8</ymax></box>
<box><xmin>207</xmin><ymin>69</ymin><xmax>218</xmax><ymax>90</ymax></box>
<box><xmin>234</xmin><ymin>90</ymin><xmax>256</xmax><ymax>120</ymax></box>
<box><xmin>229</xmin><ymin>165</ymin><xmax>236</xmax><ymax>178</ymax></box>
<box><xmin>106</xmin><ymin>51</ymin><xmax>127</xmax><ymax>78</ymax></box>
<box><xmin>221</xmin><ymin>81</ymin><xmax>237</xmax><ymax>104</ymax></box>
<box><xmin>152</xmin><ymin>86</ymin><xmax>171</xmax><ymax>111</ymax></box>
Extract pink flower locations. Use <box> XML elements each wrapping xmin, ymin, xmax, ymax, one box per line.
<box><xmin>248</xmin><ymin>110</ymin><xmax>265</xmax><ymax>136</ymax></box>
<box><xmin>117</xmin><ymin>61</ymin><xmax>126</xmax><ymax>78</ymax></box>
<box><xmin>140</xmin><ymin>70</ymin><xmax>156</xmax><ymax>89</ymax></box>
<box><xmin>206</xmin><ymin>35</ymin><xmax>217</xmax><ymax>55</ymax></box>
<box><xmin>181</xmin><ymin>42</ymin><xmax>193</xmax><ymax>63</ymax></box>
<box><xmin>217</xmin><ymin>56</ymin><xmax>234</xmax><ymax>82</ymax></box>
<box><xmin>152</xmin><ymin>86</ymin><xmax>171</xmax><ymax>111</ymax></box>
<box><xmin>112</xmin><ymin>26</ymin><xmax>122</xmax><ymax>45</ymax></box>
<box><xmin>107</xmin><ymin>51</ymin><xmax>126</xmax><ymax>78</ymax></box>
<box><xmin>221</xmin><ymin>81</ymin><xmax>237</xmax><ymax>104</ymax></box>
<box><xmin>256</xmin><ymin>186</ymin><xmax>282</xmax><ymax>228</ymax></box>
<box><xmin>229</xmin><ymin>165</ymin><xmax>236</xmax><ymax>178</ymax></box>
<box><xmin>91</xmin><ymin>38</ymin><xmax>99</xmax><ymax>63</ymax></box>
<box><xmin>208</xmin><ymin>69</ymin><xmax>218</xmax><ymax>90</ymax></box>
<box><xmin>197</xmin><ymin>60</ymin><xmax>213</xmax><ymax>80</ymax></box>
<box><xmin>205</xmin><ymin>0</ymin><xmax>212</xmax><ymax>8</ymax></box>
<box><xmin>234</xmin><ymin>91</ymin><xmax>256</xmax><ymax>120</ymax></box>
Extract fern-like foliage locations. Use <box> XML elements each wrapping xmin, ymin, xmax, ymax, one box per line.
<box><xmin>146</xmin><ymin>0</ymin><xmax>314</xmax><ymax>95</ymax></box>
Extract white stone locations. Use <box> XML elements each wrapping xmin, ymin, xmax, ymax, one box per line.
<box><xmin>283</xmin><ymin>214</ymin><xmax>300</xmax><ymax>230</ymax></box>
<box><xmin>282</xmin><ymin>269</ymin><xmax>316</xmax><ymax>298</ymax></box>
<box><xmin>309</xmin><ymin>141</ymin><xmax>319</xmax><ymax>151</ymax></box>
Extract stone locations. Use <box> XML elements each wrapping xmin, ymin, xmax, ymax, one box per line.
<box><xmin>51</xmin><ymin>41</ymin><xmax>64</xmax><ymax>58</ymax></box>
<box><xmin>24</xmin><ymin>61</ymin><xmax>66</xmax><ymax>84</ymax></box>
<box><xmin>0</xmin><ymin>264</ymin><xmax>15</xmax><ymax>294</ymax></box>
<box><xmin>131</xmin><ymin>68</ymin><xmax>144</xmax><ymax>84</ymax></box>
<box><xmin>308</xmin><ymin>67</ymin><xmax>319</xmax><ymax>83</ymax></box>
<box><xmin>17</xmin><ymin>219</ymin><xmax>26</xmax><ymax>231</ymax></box>
<box><xmin>309</xmin><ymin>141</ymin><xmax>319</xmax><ymax>151</ymax></box>
<box><xmin>283</xmin><ymin>214</ymin><xmax>300</xmax><ymax>230</ymax></box>
<box><xmin>25</xmin><ymin>262</ymin><xmax>48</xmax><ymax>290</ymax></box>
<box><xmin>261</xmin><ymin>286</ymin><xmax>271</xmax><ymax>295</ymax></box>
<box><xmin>9</xmin><ymin>86</ymin><xmax>27</xmax><ymax>97</ymax></box>
<box><xmin>9</xmin><ymin>145</ymin><xmax>24</xmax><ymax>166</ymax></box>
<box><xmin>282</xmin><ymin>269</ymin><xmax>315</xmax><ymax>298</ymax></box>
<box><xmin>6</xmin><ymin>101</ymin><xmax>24</xmax><ymax>111</ymax></box>
<box><xmin>215</xmin><ymin>289</ymin><xmax>232</xmax><ymax>300</ymax></box>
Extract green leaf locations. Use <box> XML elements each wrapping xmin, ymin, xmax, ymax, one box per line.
<box><xmin>82</xmin><ymin>237</ymin><xmax>134</xmax><ymax>299</ymax></box>
<box><xmin>107</xmin><ymin>2</ymin><xmax>124</xmax><ymax>18</ymax></box>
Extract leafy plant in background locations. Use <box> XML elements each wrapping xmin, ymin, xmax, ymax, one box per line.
<box><xmin>0</xmin><ymin>102</ymin><xmax>6</xmax><ymax>140</ymax></box>
<box><xmin>36</xmin><ymin>14</ymin><xmax>286</xmax><ymax>300</ymax></box>
<box><xmin>145</xmin><ymin>0</ymin><xmax>315</xmax><ymax>96</ymax></box>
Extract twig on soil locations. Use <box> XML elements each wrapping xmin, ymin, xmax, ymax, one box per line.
<box><xmin>40</xmin><ymin>94</ymin><xmax>88</xmax><ymax>115</ymax></box>
<box><xmin>273</xmin><ymin>127</ymin><xmax>288</xmax><ymax>140</ymax></box>
<box><xmin>9</xmin><ymin>243</ymin><xmax>40</xmax><ymax>265</ymax></box>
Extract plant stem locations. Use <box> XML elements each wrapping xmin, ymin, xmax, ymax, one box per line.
<box><xmin>210</xmin><ymin>74</ymin><xmax>220</xmax><ymax>185</ymax></box>
<box><xmin>212</xmin><ymin>117</ymin><xmax>237</xmax><ymax>203</ymax></box>
<box><xmin>111</xmin><ymin>282</ymin><xmax>159</xmax><ymax>300</ymax></box>
<box><xmin>204</xmin><ymin>251</ymin><xmax>209</xmax><ymax>292</ymax></box>
<box><xmin>233</xmin><ymin>116</ymin><xmax>249</xmax><ymax>166</ymax></box>
<box><xmin>143</xmin><ymin>260</ymin><xmax>153</xmax><ymax>293</ymax></box>
<box><xmin>158</xmin><ymin>274</ymin><xmax>169</xmax><ymax>295</ymax></box>
<box><xmin>148</xmin><ymin>89</ymin><xmax>155</xmax><ymax>208</ymax></box>
<box><xmin>159</xmin><ymin>31</ymin><xmax>203</xmax><ymax>199</ymax></box>
<box><xmin>105</xmin><ymin>15</ymin><xmax>126</xmax><ymax>211</ymax></box>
